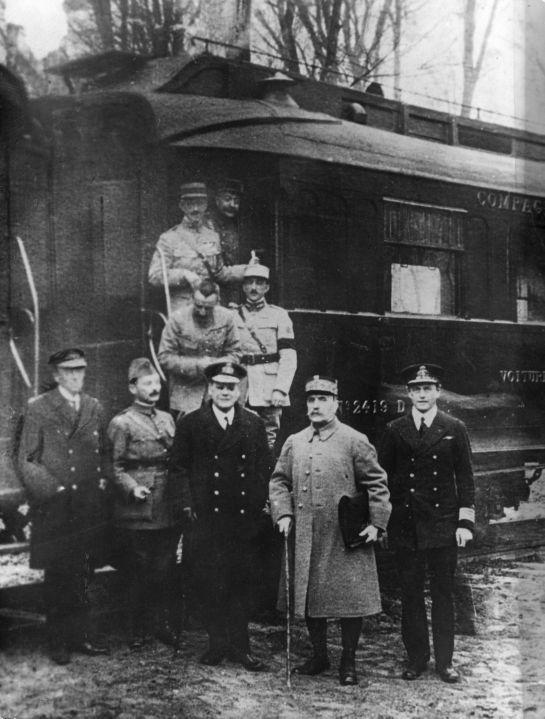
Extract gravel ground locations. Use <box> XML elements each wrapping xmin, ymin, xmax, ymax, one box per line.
<box><xmin>1</xmin><ymin>556</ymin><xmax>545</xmax><ymax>719</ymax></box>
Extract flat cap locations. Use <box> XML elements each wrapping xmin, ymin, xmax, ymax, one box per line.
<box><xmin>215</xmin><ymin>178</ymin><xmax>243</xmax><ymax>195</ymax></box>
<box><xmin>204</xmin><ymin>361</ymin><xmax>247</xmax><ymax>384</ymax></box>
<box><xmin>48</xmin><ymin>348</ymin><xmax>87</xmax><ymax>369</ymax></box>
<box><xmin>128</xmin><ymin>357</ymin><xmax>157</xmax><ymax>382</ymax></box>
<box><xmin>244</xmin><ymin>263</ymin><xmax>270</xmax><ymax>280</ymax></box>
<box><xmin>401</xmin><ymin>363</ymin><xmax>443</xmax><ymax>386</ymax></box>
<box><xmin>305</xmin><ymin>375</ymin><xmax>338</xmax><ymax>396</ymax></box>
<box><xmin>180</xmin><ymin>181</ymin><xmax>207</xmax><ymax>198</ymax></box>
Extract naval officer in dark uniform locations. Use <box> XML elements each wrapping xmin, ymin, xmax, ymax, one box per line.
<box><xmin>169</xmin><ymin>361</ymin><xmax>271</xmax><ymax>671</ymax></box>
<box><xmin>379</xmin><ymin>364</ymin><xmax>475</xmax><ymax>683</ymax></box>
<box><xmin>18</xmin><ymin>349</ymin><xmax>110</xmax><ymax>664</ymax></box>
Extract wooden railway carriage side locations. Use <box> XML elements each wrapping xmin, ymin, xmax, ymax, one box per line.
<box><xmin>3</xmin><ymin>52</ymin><xmax>545</xmax><ymax>555</ymax></box>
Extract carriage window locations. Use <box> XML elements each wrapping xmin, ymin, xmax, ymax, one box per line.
<box><xmin>384</xmin><ymin>199</ymin><xmax>465</xmax><ymax>316</ymax></box>
<box><xmin>516</xmin><ymin>230</ymin><xmax>545</xmax><ymax>322</ymax></box>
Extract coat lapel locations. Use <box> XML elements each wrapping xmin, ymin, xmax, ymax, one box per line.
<box><xmin>397</xmin><ymin>414</ymin><xmax>421</xmax><ymax>450</ymax></box>
<box><xmin>415</xmin><ymin>411</ymin><xmax>449</xmax><ymax>455</ymax></box>
<box><xmin>49</xmin><ymin>389</ymin><xmax>78</xmax><ymax>435</ymax></box>
<box><xmin>74</xmin><ymin>394</ymin><xmax>95</xmax><ymax>435</ymax></box>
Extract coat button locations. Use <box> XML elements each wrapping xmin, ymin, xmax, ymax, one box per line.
<box><xmin>298</xmin><ymin>503</ymin><xmax>303</xmax><ymax>508</ymax></box>
<box><xmin>433</xmin><ymin>471</ymin><xmax>437</xmax><ymax>476</ymax></box>
<box><xmin>214</xmin><ymin>472</ymin><xmax>219</xmax><ymax>477</ymax></box>
<box><xmin>93</xmin><ymin>431</ymin><xmax>98</xmax><ymax>436</ymax></box>
<box><xmin>241</xmin><ymin>491</ymin><xmax>246</xmax><ymax>496</ymax></box>
<box><xmin>70</xmin><ymin>467</ymin><xmax>76</xmax><ymax>472</ymax></box>
<box><xmin>240</xmin><ymin>472</ymin><xmax>245</xmax><ymax>478</ymax></box>
<box><xmin>96</xmin><ymin>467</ymin><xmax>101</xmax><ymax>472</ymax></box>
<box><xmin>410</xmin><ymin>488</ymin><xmax>415</xmax><ymax>493</ymax></box>
<box><xmin>214</xmin><ymin>507</ymin><xmax>219</xmax><ymax>512</ymax></box>
<box><xmin>433</xmin><ymin>487</ymin><xmax>438</xmax><ymax>491</ymax></box>
<box><xmin>409</xmin><ymin>473</ymin><xmax>415</xmax><ymax>478</ymax></box>
<box><xmin>240</xmin><ymin>509</ymin><xmax>245</xmax><ymax>514</ymax></box>
<box><xmin>435</xmin><ymin>503</ymin><xmax>439</xmax><ymax>507</ymax></box>
<box><xmin>305</xmin><ymin>470</ymin><xmax>310</xmax><ymax>475</ymax></box>
<box><xmin>68</xmin><ymin>449</ymin><xmax>73</xmax><ymax>455</ymax></box>
<box><xmin>214</xmin><ymin>455</ymin><xmax>219</xmax><ymax>460</ymax></box>
<box><xmin>433</xmin><ymin>455</ymin><xmax>437</xmax><ymax>459</ymax></box>
<box><xmin>72</xmin><ymin>484</ymin><xmax>77</xmax><ymax>490</ymax></box>
<box><xmin>214</xmin><ymin>490</ymin><xmax>219</xmax><ymax>495</ymax></box>
<box><xmin>411</xmin><ymin>457</ymin><xmax>415</xmax><ymax>462</ymax></box>
<box><xmin>241</xmin><ymin>454</ymin><xmax>246</xmax><ymax>459</ymax></box>
<box><xmin>95</xmin><ymin>449</ymin><xmax>99</xmax><ymax>454</ymax></box>
<box><xmin>302</xmin><ymin>487</ymin><xmax>308</xmax><ymax>491</ymax></box>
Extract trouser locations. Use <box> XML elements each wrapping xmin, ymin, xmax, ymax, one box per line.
<box><xmin>194</xmin><ymin>535</ymin><xmax>256</xmax><ymax>655</ymax></box>
<box><xmin>118</xmin><ymin>527</ymin><xmax>180</xmax><ymax>636</ymax></box>
<box><xmin>305</xmin><ymin>616</ymin><xmax>363</xmax><ymax>657</ymax></box>
<box><xmin>43</xmin><ymin>551</ymin><xmax>92</xmax><ymax>647</ymax></box>
<box><xmin>395</xmin><ymin>545</ymin><xmax>458</xmax><ymax>670</ymax></box>
<box><xmin>248</xmin><ymin>405</ymin><xmax>282</xmax><ymax>452</ymax></box>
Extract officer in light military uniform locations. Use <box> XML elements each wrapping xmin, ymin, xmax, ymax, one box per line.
<box><xmin>158</xmin><ymin>278</ymin><xmax>241</xmax><ymax>418</ymax></box>
<box><xmin>148</xmin><ymin>181</ymin><xmax>248</xmax><ymax>311</ymax></box>
<box><xmin>379</xmin><ymin>363</ymin><xmax>475</xmax><ymax>684</ymax></box>
<box><xmin>107</xmin><ymin>358</ymin><xmax>189</xmax><ymax>648</ymax></box>
<box><xmin>235</xmin><ymin>263</ymin><xmax>297</xmax><ymax>451</ymax></box>
<box><xmin>169</xmin><ymin>361</ymin><xmax>271</xmax><ymax>671</ymax></box>
<box><xmin>18</xmin><ymin>348</ymin><xmax>110</xmax><ymax>664</ymax></box>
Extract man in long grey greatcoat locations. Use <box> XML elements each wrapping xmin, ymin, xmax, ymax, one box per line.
<box><xmin>269</xmin><ymin>376</ymin><xmax>391</xmax><ymax>685</ymax></box>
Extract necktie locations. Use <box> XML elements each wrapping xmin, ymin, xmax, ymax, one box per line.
<box><xmin>419</xmin><ymin>416</ymin><xmax>426</xmax><ymax>438</ymax></box>
<box><xmin>223</xmin><ymin>415</ymin><xmax>230</xmax><ymax>430</ymax></box>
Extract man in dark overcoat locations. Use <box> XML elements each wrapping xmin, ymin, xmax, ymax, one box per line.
<box><xmin>379</xmin><ymin>363</ymin><xmax>475</xmax><ymax>684</ymax></box>
<box><xmin>169</xmin><ymin>361</ymin><xmax>271</xmax><ymax>671</ymax></box>
<box><xmin>18</xmin><ymin>349</ymin><xmax>110</xmax><ymax>664</ymax></box>
<box><xmin>270</xmin><ymin>376</ymin><xmax>391</xmax><ymax>686</ymax></box>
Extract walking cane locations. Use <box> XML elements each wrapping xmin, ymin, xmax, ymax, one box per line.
<box><xmin>284</xmin><ymin>532</ymin><xmax>292</xmax><ymax>689</ymax></box>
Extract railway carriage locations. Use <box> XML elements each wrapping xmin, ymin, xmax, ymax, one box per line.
<box><xmin>2</xmin><ymin>52</ymin><xmax>545</xmax><ymax>554</ymax></box>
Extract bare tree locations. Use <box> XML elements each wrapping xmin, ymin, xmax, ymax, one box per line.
<box><xmin>64</xmin><ymin>0</ymin><xmax>200</xmax><ymax>57</ymax></box>
<box><xmin>255</xmin><ymin>0</ymin><xmax>430</xmax><ymax>88</ymax></box>
<box><xmin>460</xmin><ymin>0</ymin><xmax>499</xmax><ymax>116</ymax></box>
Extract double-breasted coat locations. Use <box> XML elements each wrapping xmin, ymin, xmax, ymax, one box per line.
<box><xmin>169</xmin><ymin>402</ymin><xmax>271</xmax><ymax>587</ymax></box>
<box><xmin>378</xmin><ymin>410</ymin><xmax>475</xmax><ymax>550</ymax></box>
<box><xmin>158</xmin><ymin>304</ymin><xmax>241</xmax><ymax>414</ymax></box>
<box><xmin>18</xmin><ymin>388</ymin><xmax>111</xmax><ymax>568</ymax></box>
<box><xmin>269</xmin><ymin>418</ymin><xmax>391</xmax><ymax>618</ymax></box>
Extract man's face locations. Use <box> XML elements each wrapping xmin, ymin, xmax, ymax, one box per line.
<box><xmin>307</xmin><ymin>393</ymin><xmax>338</xmax><ymax>425</ymax></box>
<box><xmin>129</xmin><ymin>371</ymin><xmax>161</xmax><ymax>405</ymax></box>
<box><xmin>209</xmin><ymin>380</ymin><xmax>240</xmax><ymax>411</ymax></box>
<box><xmin>408</xmin><ymin>382</ymin><xmax>441</xmax><ymax>413</ymax></box>
<box><xmin>243</xmin><ymin>277</ymin><xmax>269</xmax><ymax>303</ymax></box>
<box><xmin>54</xmin><ymin>367</ymin><xmax>86</xmax><ymax>395</ymax></box>
<box><xmin>179</xmin><ymin>195</ymin><xmax>208</xmax><ymax>225</ymax></box>
<box><xmin>192</xmin><ymin>291</ymin><xmax>218</xmax><ymax>322</ymax></box>
<box><xmin>215</xmin><ymin>192</ymin><xmax>240</xmax><ymax>219</ymax></box>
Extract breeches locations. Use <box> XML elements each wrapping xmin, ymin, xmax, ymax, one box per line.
<box><xmin>117</xmin><ymin>527</ymin><xmax>180</xmax><ymax>628</ymax></box>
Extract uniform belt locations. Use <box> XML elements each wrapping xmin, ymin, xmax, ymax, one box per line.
<box><xmin>241</xmin><ymin>352</ymin><xmax>279</xmax><ymax>365</ymax></box>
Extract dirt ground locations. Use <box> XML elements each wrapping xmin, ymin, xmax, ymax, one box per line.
<box><xmin>1</xmin><ymin>555</ymin><xmax>545</xmax><ymax>719</ymax></box>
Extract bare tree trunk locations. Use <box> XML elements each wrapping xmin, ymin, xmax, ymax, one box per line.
<box><xmin>90</xmin><ymin>0</ymin><xmax>115</xmax><ymax>50</ymax></box>
<box><xmin>227</xmin><ymin>0</ymin><xmax>253</xmax><ymax>60</ymax></box>
<box><xmin>393</xmin><ymin>0</ymin><xmax>402</xmax><ymax>99</ymax></box>
<box><xmin>461</xmin><ymin>0</ymin><xmax>499</xmax><ymax>117</ymax></box>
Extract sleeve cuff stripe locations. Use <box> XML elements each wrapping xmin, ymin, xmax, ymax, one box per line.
<box><xmin>459</xmin><ymin>507</ymin><xmax>475</xmax><ymax>523</ymax></box>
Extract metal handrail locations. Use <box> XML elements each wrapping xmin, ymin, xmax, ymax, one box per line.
<box><xmin>15</xmin><ymin>237</ymin><xmax>39</xmax><ymax>396</ymax></box>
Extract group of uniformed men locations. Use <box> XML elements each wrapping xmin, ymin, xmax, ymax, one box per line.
<box><xmin>16</xmin><ymin>179</ymin><xmax>475</xmax><ymax>689</ymax></box>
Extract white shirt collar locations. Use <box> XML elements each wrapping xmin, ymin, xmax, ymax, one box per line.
<box><xmin>412</xmin><ymin>404</ymin><xmax>437</xmax><ymax>430</ymax></box>
<box><xmin>58</xmin><ymin>385</ymin><xmax>80</xmax><ymax>410</ymax></box>
<box><xmin>212</xmin><ymin>404</ymin><xmax>235</xmax><ymax>427</ymax></box>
